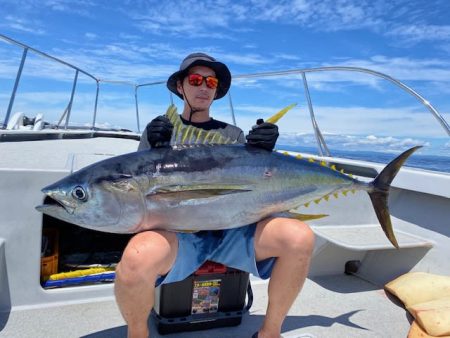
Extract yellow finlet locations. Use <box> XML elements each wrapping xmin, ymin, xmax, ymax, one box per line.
<box><xmin>320</xmin><ymin>161</ymin><xmax>327</xmax><ymax>167</ymax></box>
<box><xmin>342</xmin><ymin>190</ymin><xmax>348</xmax><ymax>196</ymax></box>
<box><xmin>181</xmin><ymin>125</ymin><xmax>191</xmax><ymax>143</ymax></box>
<box><xmin>196</xmin><ymin>129</ymin><xmax>203</xmax><ymax>144</ymax></box>
<box><xmin>296</xmin><ymin>154</ymin><xmax>302</xmax><ymax>159</ymax></box>
<box><xmin>333</xmin><ymin>192</ymin><xmax>339</xmax><ymax>199</ymax></box>
<box><xmin>314</xmin><ymin>198</ymin><xmax>321</xmax><ymax>204</ymax></box>
<box><xmin>211</xmin><ymin>133</ymin><xmax>219</xmax><ymax>143</ymax></box>
<box><xmin>283</xmin><ymin>151</ymin><xmax>289</xmax><ymax>155</ymax></box>
<box><xmin>330</xmin><ymin>165</ymin><xmax>337</xmax><ymax>171</ymax></box>
<box><xmin>304</xmin><ymin>202</ymin><xmax>310</xmax><ymax>208</ymax></box>
<box><xmin>204</xmin><ymin>131</ymin><xmax>212</xmax><ymax>144</ymax></box>
<box><xmin>308</xmin><ymin>158</ymin><xmax>315</xmax><ymax>163</ymax></box>
<box><xmin>176</xmin><ymin>124</ymin><xmax>183</xmax><ymax>142</ymax></box>
<box><xmin>266</xmin><ymin>103</ymin><xmax>297</xmax><ymax>124</ymax></box>
<box><xmin>324</xmin><ymin>195</ymin><xmax>330</xmax><ymax>201</ymax></box>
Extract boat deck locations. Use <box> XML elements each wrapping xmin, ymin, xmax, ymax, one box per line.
<box><xmin>0</xmin><ymin>274</ymin><xmax>410</xmax><ymax>338</ymax></box>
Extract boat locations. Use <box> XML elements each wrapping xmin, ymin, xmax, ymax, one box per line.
<box><xmin>0</xmin><ymin>33</ymin><xmax>449</xmax><ymax>337</ymax></box>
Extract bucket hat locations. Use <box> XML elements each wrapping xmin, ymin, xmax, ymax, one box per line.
<box><xmin>167</xmin><ymin>52</ymin><xmax>231</xmax><ymax>100</ymax></box>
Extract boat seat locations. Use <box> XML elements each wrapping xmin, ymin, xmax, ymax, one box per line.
<box><xmin>310</xmin><ymin>224</ymin><xmax>433</xmax><ymax>251</ymax></box>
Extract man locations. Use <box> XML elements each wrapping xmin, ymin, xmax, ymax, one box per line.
<box><xmin>114</xmin><ymin>53</ymin><xmax>315</xmax><ymax>338</ymax></box>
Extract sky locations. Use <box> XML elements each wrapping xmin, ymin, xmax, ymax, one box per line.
<box><xmin>0</xmin><ymin>0</ymin><xmax>450</xmax><ymax>157</ymax></box>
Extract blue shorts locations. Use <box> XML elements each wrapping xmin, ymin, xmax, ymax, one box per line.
<box><xmin>156</xmin><ymin>223</ymin><xmax>276</xmax><ymax>286</ymax></box>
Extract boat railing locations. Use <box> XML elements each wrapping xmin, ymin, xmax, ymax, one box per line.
<box><xmin>1</xmin><ymin>33</ymin><xmax>449</xmax><ymax>156</ymax></box>
<box><xmin>0</xmin><ymin>34</ymin><xmax>101</xmax><ymax>131</ymax></box>
<box><xmin>138</xmin><ymin>69</ymin><xmax>450</xmax><ymax>156</ymax></box>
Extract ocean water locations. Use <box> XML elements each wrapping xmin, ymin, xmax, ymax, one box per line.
<box><xmin>278</xmin><ymin>145</ymin><xmax>450</xmax><ymax>174</ymax></box>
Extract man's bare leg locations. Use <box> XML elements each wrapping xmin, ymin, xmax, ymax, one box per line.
<box><xmin>253</xmin><ymin>218</ymin><xmax>315</xmax><ymax>338</ymax></box>
<box><xmin>115</xmin><ymin>230</ymin><xmax>178</xmax><ymax>338</ymax></box>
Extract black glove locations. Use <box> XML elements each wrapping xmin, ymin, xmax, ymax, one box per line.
<box><xmin>245</xmin><ymin>119</ymin><xmax>279</xmax><ymax>151</ymax></box>
<box><xmin>146</xmin><ymin>115</ymin><xmax>173</xmax><ymax>148</ymax></box>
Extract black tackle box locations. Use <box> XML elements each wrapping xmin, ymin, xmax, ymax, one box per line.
<box><xmin>151</xmin><ymin>260</ymin><xmax>253</xmax><ymax>335</ymax></box>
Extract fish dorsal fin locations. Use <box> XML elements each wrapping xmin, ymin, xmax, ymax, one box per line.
<box><xmin>165</xmin><ymin>104</ymin><xmax>237</xmax><ymax>145</ymax></box>
<box><xmin>266</xmin><ymin>103</ymin><xmax>297</xmax><ymax>124</ymax></box>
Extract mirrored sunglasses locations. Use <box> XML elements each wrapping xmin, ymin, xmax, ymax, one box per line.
<box><xmin>187</xmin><ymin>73</ymin><xmax>219</xmax><ymax>89</ymax></box>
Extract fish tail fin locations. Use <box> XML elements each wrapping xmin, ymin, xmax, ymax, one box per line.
<box><xmin>368</xmin><ymin>146</ymin><xmax>422</xmax><ymax>249</ymax></box>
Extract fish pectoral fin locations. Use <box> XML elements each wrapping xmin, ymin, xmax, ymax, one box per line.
<box><xmin>285</xmin><ymin>210</ymin><xmax>329</xmax><ymax>221</ymax></box>
<box><xmin>150</xmin><ymin>183</ymin><xmax>252</xmax><ymax>194</ymax></box>
<box><xmin>147</xmin><ymin>184</ymin><xmax>252</xmax><ymax>201</ymax></box>
<box><xmin>147</xmin><ymin>189</ymin><xmax>249</xmax><ymax>202</ymax></box>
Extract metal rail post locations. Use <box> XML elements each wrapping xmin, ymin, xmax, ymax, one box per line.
<box><xmin>301</xmin><ymin>72</ymin><xmax>330</xmax><ymax>156</ymax></box>
<box><xmin>3</xmin><ymin>47</ymin><xmax>28</xmax><ymax>129</ymax></box>
<box><xmin>64</xmin><ymin>70</ymin><xmax>79</xmax><ymax>129</ymax></box>
<box><xmin>227</xmin><ymin>91</ymin><xmax>237</xmax><ymax>126</ymax></box>
<box><xmin>92</xmin><ymin>80</ymin><xmax>100</xmax><ymax>130</ymax></box>
<box><xmin>134</xmin><ymin>85</ymin><xmax>140</xmax><ymax>133</ymax></box>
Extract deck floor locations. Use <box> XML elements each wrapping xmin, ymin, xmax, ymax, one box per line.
<box><xmin>0</xmin><ymin>274</ymin><xmax>411</xmax><ymax>338</ymax></box>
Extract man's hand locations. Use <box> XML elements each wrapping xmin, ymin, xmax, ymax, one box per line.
<box><xmin>245</xmin><ymin>118</ymin><xmax>279</xmax><ymax>151</ymax></box>
<box><xmin>146</xmin><ymin>116</ymin><xmax>173</xmax><ymax>148</ymax></box>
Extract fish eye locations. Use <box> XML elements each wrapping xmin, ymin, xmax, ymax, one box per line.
<box><xmin>72</xmin><ymin>186</ymin><xmax>88</xmax><ymax>201</ymax></box>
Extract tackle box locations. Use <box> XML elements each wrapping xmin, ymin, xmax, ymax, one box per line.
<box><xmin>41</xmin><ymin>228</ymin><xmax>59</xmax><ymax>281</ymax></box>
<box><xmin>152</xmin><ymin>260</ymin><xmax>253</xmax><ymax>335</ymax></box>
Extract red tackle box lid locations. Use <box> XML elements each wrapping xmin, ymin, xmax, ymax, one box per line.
<box><xmin>194</xmin><ymin>260</ymin><xmax>227</xmax><ymax>275</ymax></box>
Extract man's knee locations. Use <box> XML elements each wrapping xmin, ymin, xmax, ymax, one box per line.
<box><xmin>284</xmin><ymin>219</ymin><xmax>315</xmax><ymax>255</ymax></box>
<box><xmin>256</xmin><ymin>218</ymin><xmax>315</xmax><ymax>258</ymax></box>
<box><xmin>117</xmin><ymin>230</ymin><xmax>177</xmax><ymax>283</ymax></box>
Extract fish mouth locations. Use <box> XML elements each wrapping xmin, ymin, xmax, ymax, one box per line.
<box><xmin>36</xmin><ymin>191</ymin><xmax>76</xmax><ymax>215</ymax></box>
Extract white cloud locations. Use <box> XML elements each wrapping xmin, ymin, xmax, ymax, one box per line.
<box><xmin>278</xmin><ymin>132</ymin><xmax>430</xmax><ymax>153</ymax></box>
<box><xmin>265</xmin><ymin>104</ymin><xmax>448</xmax><ymax>139</ymax></box>
<box><xmin>2</xmin><ymin>15</ymin><xmax>46</xmax><ymax>35</ymax></box>
<box><xmin>3</xmin><ymin>0</ymin><xmax>449</xmax><ymax>48</ymax></box>
<box><xmin>124</xmin><ymin>0</ymin><xmax>387</xmax><ymax>38</ymax></box>
<box><xmin>35</xmin><ymin>0</ymin><xmax>96</xmax><ymax>16</ymax></box>
<box><xmin>388</xmin><ymin>24</ymin><xmax>450</xmax><ymax>44</ymax></box>
<box><xmin>84</xmin><ymin>32</ymin><xmax>97</xmax><ymax>40</ymax></box>
<box><xmin>128</xmin><ymin>1</ymin><xmax>235</xmax><ymax>39</ymax></box>
<box><xmin>327</xmin><ymin>56</ymin><xmax>450</xmax><ymax>83</ymax></box>
<box><xmin>220</xmin><ymin>53</ymin><xmax>270</xmax><ymax>66</ymax></box>
<box><xmin>347</xmin><ymin>135</ymin><xmax>430</xmax><ymax>149</ymax></box>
